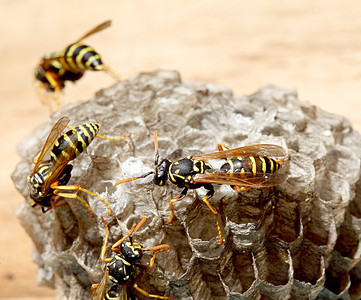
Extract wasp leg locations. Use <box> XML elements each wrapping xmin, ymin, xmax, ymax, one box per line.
<box><xmin>91</xmin><ymin>283</ymin><xmax>99</xmax><ymax>293</ymax></box>
<box><xmin>136</xmin><ymin>245</ymin><xmax>170</xmax><ymax>270</ymax></box>
<box><xmin>66</xmin><ymin>125</ymin><xmax>130</xmax><ymax>141</ymax></box>
<box><xmin>44</xmin><ymin>72</ymin><xmax>61</xmax><ymax>111</ymax></box>
<box><xmin>52</xmin><ymin>190</ymin><xmax>95</xmax><ymax>218</ymax></box>
<box><xmin>168</xmin><ymin>188</ymin><xmax>188</xmax><ymax>224</ymax></box>
<box><xmin>46</xmin><ymin>197</ymin><xmax>69</xmax><ymax>212</ymax></box>
<box><xmin>217</xmin><ymin>144</ymin><xmax>233</xmax><ymax>151</ymax></box>
<box><xmin>201</xmin><ymin>187</ymin><xmax>223</xmax><ymax>245</ymax></box>
<box><xmin>96</xmin><ymin>132</ymin><xmax>130</xmax><ymax>141</ymax></box>
<box><xmin>99</xmin><ymin>217</ymin><xmax>113</xmax><ymax>262</ymax></box>
<box><xmin>35</xmin><ymin>84</ymin><xmax>55</xmax><ymax>113</ymax></box>
<box><xmin>51</xmin><ymin>183</ymin><xmax>113</xmax><ymax>217</ymax></box>
<box><xmin>103</xmin><ymin>64</ymin><xmax>121</xmax><ymax>81</ymax></box>
<box><xmin>133</xmin><ymin>283</ymin><xmax>174</xmax><ymax>299</ymax></box>
<box><xmin>231</xmin><ymin>186</ymin><xmax>251</xmax><ymax>193</ymax></box>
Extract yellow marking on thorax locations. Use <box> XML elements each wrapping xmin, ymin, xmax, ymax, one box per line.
<box><xmin>249</xmin><ymin>156</ymin><xmax>257</xmax><ymax>174</ymax></box>
<box><xmin>193</xmin><ymin>165</ymin><xmax>200</xmax><ymax>172</ymax></box>
<box><xmin>64</xmin><ymin>44</ymin><xmax>81</xmax><ymax>71</ymax></box>
<box><xmin>228</xmin><ymin>159</ymin><xmax>234</xmax><ymax>173</ymax></box>
<box><xmin>259</xmin><ymin>156</ymin><xmax>266</xmax><ymax>173</ymax></box>
<box><xmin>50</xmin><ymin>151</ymin><xmax>57</xmax><ymax>161</ymax></box>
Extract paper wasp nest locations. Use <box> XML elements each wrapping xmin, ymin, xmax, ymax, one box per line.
<box><xmin>12</xmin><ymin>70</ymin><xmax>361</xmax><ymax>299</ymax></box>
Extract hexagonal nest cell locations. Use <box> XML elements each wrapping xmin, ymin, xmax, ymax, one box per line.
<box><xmin>12</xmin><ymin>70</ymin><xmax>361</xmax><ymax>299</ymax></box>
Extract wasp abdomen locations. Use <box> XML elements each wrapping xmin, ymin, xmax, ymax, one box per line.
<box><xmin>50</xmin><ymin>123</ymin><xmax>100</xmax><ymax>163</ymax></box>
<box><xmin>221</xmin><ymin>156</ymin><xmax>280</xmax><ymax>174</ymax></box>
<box><xmin>60</xmin><ymin>43</ymin><xmax>103</xmax><ymax>73</ymax></box>
<box><xmin>108</xmin><ymin>255</ymin><xmax>134</xmax><ymax>285</ymax></box>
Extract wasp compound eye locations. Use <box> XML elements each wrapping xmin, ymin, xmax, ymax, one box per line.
<box><xmin>154</xmin><ymin>159</ymin><xmax>171</xmax><ymax>186</ymax></box>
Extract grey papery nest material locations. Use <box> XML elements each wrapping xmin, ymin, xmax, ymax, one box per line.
<box><xmin>12</xmin><ymin>71</ymin><xmax>361</xmax><ymax>299</ymax></box>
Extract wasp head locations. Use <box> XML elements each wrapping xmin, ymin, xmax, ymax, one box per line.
<box><xmin>121</xmin><ymin>240</ymin><xmax>143</xmax><ymax>263</ymax></box>
<box><xmin>154</xmin><ymin>159</ymin><xmax>171</xmax><ymax>186</ymax></box>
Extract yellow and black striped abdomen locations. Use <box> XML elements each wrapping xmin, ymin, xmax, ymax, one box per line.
<box><xmin>50</xmin><ymin>123</ymin><xmax>100</xmax><ymax>163</ymax></box>
<box><xmin>220</xmin><ymin>156</ymin><xmax>280</xmax><ymax>175</ymax></box>
<box><xmin>59</xmin><ymin>43</ymin><xmax>104</xmax><ymax>73</ymax></box>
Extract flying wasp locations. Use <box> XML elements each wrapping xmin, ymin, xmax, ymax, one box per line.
<box><xmin>92</xmin><ymin>216</ymin><xmax>174</xmax><ymax>300</ymax></box>
<box><xmin>28</xmin><ymin>116</ymin><xmax>129</xmax><ymax>217</ymax></box>
<box><xmin>35</xmin><ymin>20</ymin><xmax>120</xmax><ymax>112</ymax></box>
<box><xmin>115</xmin><ymin>131</ymin><xmax>287</xmax><ymax>245</ymax></box>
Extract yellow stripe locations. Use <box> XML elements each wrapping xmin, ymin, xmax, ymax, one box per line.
<box><xmin>268</xmin><ymin>157</ymin><xmax>274</xmax><ymax>173</ymax></box>
<box><xmin>61</xmin><ymin>135</ymin><xmax>73</xmax><ymax>159</ymax></box>
<box><xmin>80</xmin><ymin>125</ymin><xmax>92</xmax><ymax>142</ymax></box>
<box><xmin>86</xmin><ymin>123</ymin><xmax>96</xmax><ymax>138</ymax></box>
<box><xmin>249</xmin><ymin>156</ymin><xmax>257</xmax><ymax>174</ymax></box>
<box><xmin>65</xmin><ymin>44</ymin><xmax>81</xmax><ymax>71</ymax></box>
<box><xmin>76</xmin><ymin>126</ymin><xmax>89</xmax><ymax>155</ymax></box>
<box><xmin>85</xmin><ymin>53</ymin><xmax>102</xmax><ymax>69</ymax></box>
<box><xmin>169</xmin><ymin>164</ymin><xmax>176</xmax><ymax>182</ymax></box>
<box><xmin>50</xmin><ymin>151</ymin><xmax>57</xmax><ymax>161</ymax></box>
<box><xmin>228</xmin><ymin>159</ymin><xmax>234</xmax><ymax>173</ymax></box>
<box><xmin>75</xmin><ymin>46</ymin><xmax>93</xmax><ymax>70</ymax></box>
<box><xmin>259</xmin><ymin>156</ymin><xmax>266</xmax><ymax>173</ymax></box>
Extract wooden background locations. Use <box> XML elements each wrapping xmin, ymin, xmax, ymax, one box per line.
<box><xmin>1</xmin><ymin>0</ymin><xmax>361</xmax><ymax>298</ymax></box>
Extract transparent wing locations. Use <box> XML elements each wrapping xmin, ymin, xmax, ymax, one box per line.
<box><xmin>192</xmin><ymin>144</ymin><xmax>287</xmax><ymax>161</ymax></box>
<box><xmin>41</xmin><ymin>129</ymin><xmax>79</xmax><ymax>193</ymax></box>
<box><xmin>193</xmin><ymin>171</ymin><xmax>288</xmax><ymax>187</ymax></box>
<box><xmin>92</xmin><ymin>268</ymin><xmax>109</xmax><ymax>300</ymax></box>
<box><xmin>75</xmin><ymin>20</ymin><xmax>112</xmax><ymax>43</ymax></box>
<box><xmin>30</xmin><ymin>116</ymin><xmax>70</xmax><ymax>177</ymax></box>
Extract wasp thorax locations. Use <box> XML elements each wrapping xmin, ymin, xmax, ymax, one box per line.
<box><xmin>154</xmin><ymin>159</ymin><xmax>171</xmax><ymax>186</ymax></box>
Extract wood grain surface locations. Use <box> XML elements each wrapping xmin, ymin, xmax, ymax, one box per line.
<box><xmin>1</xmin><ymin>0</ymin><xmax>361</xmax><ymax>298</ymax></box>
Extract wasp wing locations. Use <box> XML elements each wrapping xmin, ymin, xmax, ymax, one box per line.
<box><xmin>193</xmin><ymin>171</ymin><xmax>288</xmax><ymax>187</ymax></box>
<box><xmin>92</xmin><ymin>267</ymin><xmax>109</xmax><ymax>300</ymax></box>
<box><xmin>30</xmin><ymin>117</ymin><xmax>70</xmax><ymax>177</ymax></box>
<box><xmin>192</xmin><ymin>144</ymin><xmax>287</xmax><ymax>161</ymax></box>
<box><xmin>75</xmin><ymin>20</ymin><xmax>112</xmax><ymax>43</ymax></box>
<box><xmin>119</xmin><ymin>285</ymin><xmax>128</xmax><ymax>300</ymax></box>
<box><xmin>41</xmin><ymin>127</ymin><xmax>79</xmax><ymax>194</ymax></box>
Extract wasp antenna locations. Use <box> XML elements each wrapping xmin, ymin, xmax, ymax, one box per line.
<box><xmin>154</xmin><ymin>130</ymin><xmax>160</xmax><ymax>165</ymax></box>
<box><xmin>144</xmin><ymin>244</ymin><xmax>171</xmax><ymax>253</ymax></box>
<box><xmin>114</xmin><ymin>171</ymin><xmax>153</xmax><ymax>187</ymax></box>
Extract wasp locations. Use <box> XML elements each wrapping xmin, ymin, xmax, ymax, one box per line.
<box><xmin>35</xmin><ymin>20</ymin><xmax>120</xmax><ymax>111</ymax></box>
<box><xmin>28</xmin><ymin>116</ymin><xmax>129</xmax><ymax>217</ymax></box>
<box><xmin>92</xmin><ymin>216</ymin><xmax>174</xmax><ymax>300</ymax></box>
<box><xmin>114</xmin><ymin>131</ymin><xmax>287</xmax><ymax>244</ymax></box>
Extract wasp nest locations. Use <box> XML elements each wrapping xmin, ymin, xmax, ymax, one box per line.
<box><xmin>12</xmin><ymin>70</ymin><xmax>361</xmax><ymax>299</ymax></box>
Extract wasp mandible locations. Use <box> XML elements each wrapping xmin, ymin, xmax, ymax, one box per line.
<box><xmin>115</xmin><ymin>131</ymin><xmax>287</xmax><ymax>245</ymax></box>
